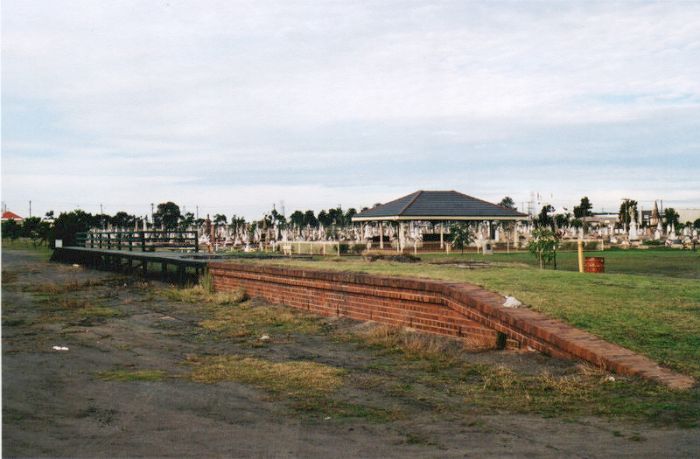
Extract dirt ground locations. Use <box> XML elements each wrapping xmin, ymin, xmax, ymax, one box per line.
<box><xmin>2</xmin><ymin>249</ymin><xmax>699</xmax><ymax>458</ymax></box>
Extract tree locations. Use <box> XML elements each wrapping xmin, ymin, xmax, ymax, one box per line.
<box><xmin>573</xmin><ymin>197</ymin><xmax>593</xmax><ymax>219</ymax></box>
<box><xmin>53</xmin><ymin>210</ymin><xmax>95</xmax><ymax>247</ymax></box>
<box><xmin>229</xmin><ymin>215</ymin><xmax>246</xmax><ymax>231</ymax></box>
<box><xmin>269</xmin><ymin>208</ymin><xmax>286</xmax><ymax>227</ymax></box>
<box><xmin>345</xmin><ymin>208</ymin><xmax>357</xmax><ymax>225</ymax></box>
<box><xmin>21</xmin><ymin>217</ymin><xmax>45</xmax><ymax>246</ymax></box>
<box><xmin>555</xmin><ymin>213</ymin><xmax>571</xmax><ymax>229</ymax></box>
<box><xmin>2</xmin><ymin>219</ymin><xmax>22</xmax><ymax>241</ymax></box>
<box><xmin>317</xmin><ymin>210</ymin><xmax>330</xmax><ymax>227</ymax></box>
<box><xmin>153</xmin><ymin>202</ymin><xmax>181</xmax><ymax>230</ymax></box>
<box><xmin>498</xmin><ymin>196</ymin><xmax>515</xmax><ymax>209</ymax></box>
<box><xmin>303</xmin><ymin>210</ymin><xmax>318</xmax><ymax>227</ymax></box>
<box><xmin>213</xmin><ymin>214</ymin><xmax>228</xmax><ymax>225</ymax></box>
<box><xmin>327</xmin><ymin>207</ymin><xmax>344</xmax><ymax>226</ymax></box>
<box><xmin>527</xmin><ymin>228</ymin><xmax>559</xmax><ymax>269</ymax></box>
<box><xmin>694</xmin><ymin>218</ymin><xmax>700</xmax><ymax>230</ymax></box>
<box><xmin>618</xmin><ymin>199</ymin><xmax>638</xmax><ymax>229</ymax></box>
<box><xmin>112</xmin><ymin>211</ymin><xmax>135</xmax><ymax>229</ymax></box>
<box><xmin>664</xmin><ymin>208</ymin><xmax>680</xmax><ymax>227</ymax></box>
<box><xmin>289</xmin><ymin>210</ymin><xmax>305</xmax><ymax>227</ymax></box>
<box><xmin>536</xmin><ymin>205</ymin><xmax>555</xmax><ymax>229</ymax></box>
<box><xmin>449</xmin><ymin>223</ymin><xmax>474</xmax><ymax>254</ymax></box>
<box><xmin>179</xmin><ymin>212</ymin><xmax>195</xmax><ymax>229</ymax></box>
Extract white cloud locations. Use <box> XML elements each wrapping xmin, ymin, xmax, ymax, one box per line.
<box><xmin>2</xmin><ymin>1</ymin><xmax>699</xmax><ymax>218</ymax></box>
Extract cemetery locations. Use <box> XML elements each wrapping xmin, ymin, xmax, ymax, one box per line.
<box><xmin>58</xmin><ymin>192</ymin><xmax>700</xmax><ymax>258</ymax></box>
<box><xmin>41</xmin><ymin>191</ymin><xmax>699</xmax><ymax>388</ymax></box>
<box><xmin>4</xmin><ymin>191</ymin><xmax>700</xmax><ymax>456</ymax></box>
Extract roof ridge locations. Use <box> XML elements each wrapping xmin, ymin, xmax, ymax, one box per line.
<box><xmin>397</xmin><ymin>190</ymin><xmax>423</xmax><ymax>216</ymax></box>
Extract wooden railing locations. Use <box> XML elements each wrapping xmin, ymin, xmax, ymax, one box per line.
<box><xmin>75</xmin><ymin>230</ymin><xmax>199</xmax><ymax>252</ymax></box>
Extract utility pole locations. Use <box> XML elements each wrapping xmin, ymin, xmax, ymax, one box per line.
<box><xmin>196</xmin><ymin>205</ymin><xmax>199</xmax><ymax>220</ymax></box>
<box><xmin>151</xmin><ymin>203</ymin><xmax>155</xmax><ymax>225</ymax></box>
<box><xmin>29</xmin><ymin>200</ymin><xmax>32</xmax><ymax>218</ymax></box>
<box><xmin>100</xmin><ymin>203</ymin><xmax>103</xmax><ymax>214</ymax></box>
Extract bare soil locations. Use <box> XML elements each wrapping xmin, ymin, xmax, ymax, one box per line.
<box><xmin>2</xmin><ymin>249</ymin><xmax>699</xmax><ymax>458</ymax></box>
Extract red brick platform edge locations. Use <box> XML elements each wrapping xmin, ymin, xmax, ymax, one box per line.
<box><xmin>208</xmin><ymin>262</ymin><xmax>695</xmax><ymax>390</ymax></box>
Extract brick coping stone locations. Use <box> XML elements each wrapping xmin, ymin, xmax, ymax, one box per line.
<box><xmin>208</xmin><ymin>262</ymin><xmax>695</xmax><ymax>390</ymax></box>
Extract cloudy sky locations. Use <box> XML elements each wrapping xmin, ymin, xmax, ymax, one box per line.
<box><xmin>2</xmin><ymin>0</ymin><xmax>699</xmax><ymax>219</ymax></box>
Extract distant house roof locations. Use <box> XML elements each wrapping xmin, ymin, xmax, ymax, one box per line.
<box><xmin>352</xmin><ymin>190</ymin><xmax>528</xmax><ymax>222</ymax></box>
<box><xmin>1</xmin><ymin>211</ymin><xmax>24</xmax><ymax>221</ymax></box>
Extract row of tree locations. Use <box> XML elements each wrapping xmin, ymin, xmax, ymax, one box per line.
<box><xmin>533</xmin><ymin>196</ymin><xmax>694</xmax><ymax>231</ymax></box>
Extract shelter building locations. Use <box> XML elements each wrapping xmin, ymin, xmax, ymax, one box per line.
<box><xmin>352</xmin><ymin>190</ymin><xmax>528</xmax><ymax>251</ymax></box>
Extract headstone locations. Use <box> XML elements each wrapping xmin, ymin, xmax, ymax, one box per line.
<box><xmin>629</xmin><ymin>220</ymin><xmax>639</xmax><ymax>241</ymax></box>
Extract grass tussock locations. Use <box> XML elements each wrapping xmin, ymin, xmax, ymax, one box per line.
<box><xmin>164</xmin><ymin>284</ymin><xmax>246</xmax><ymax>306</ymax></box>
<box><xmin>187</xmin><ymin>355</ymin><xmax>345</xmax><ymax>397</ymax></box>
<box><xmin>200</xmin><ymin>301</ymin><xmax>321</xmax><ymax>338</ymax></box>
<box><xmin>348</xmin><ymin>324</ymin><xmax>464</xmax><ymax>364</ymax></box>
<box><xmin>97</xmin><ymin>369</ymin><xmax>166</xmax><ymax>382</ymax></box>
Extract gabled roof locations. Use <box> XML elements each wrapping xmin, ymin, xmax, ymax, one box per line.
<box><xmin>2</xmin><ymin>211</ymin><xmax>23</xmax><ymax>221</ymax></box>
<box><xmin>352</xmin><ymin>190</ymin><xmax>528</xmax><ymax>221</ymax></box>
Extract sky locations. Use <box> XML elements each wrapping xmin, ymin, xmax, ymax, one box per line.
<box><xmin>2</xmin><ymin>0</ymin><xmax>700</xmax><ymax>220</ymax></box>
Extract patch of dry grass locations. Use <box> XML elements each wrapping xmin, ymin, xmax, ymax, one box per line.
<box><xmin>37</xmin><ymin>296</ymin><xmax>122</xmax><ymax>323</ymax></box>
<box><xmin>26</xmin><ymin>279</ymin><xmax>103</xmax><ymax>294</ymax></box>
<box><xmin>187</xmin><ymin>355</ymin><xmax>345</xmax><ymax>397</ymax></box>
<box><xmin>346</xmin><ymin>324</ymin><xmax>465</xmax><ymax>364</ymax></box>
<box><xmin>200</xmin><ymin>301</ymin><xmax>321</xmax><ymax>338</ymax></box>
<box><xmin>163</xmin><ymin>284</ymin><xmax>246</xmax><ymax>306</ymax></box>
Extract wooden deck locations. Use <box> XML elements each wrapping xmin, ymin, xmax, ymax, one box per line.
<box><xmin>52</xmin><ymin>246</ymin><xmax>211</xmax><ymax>284</ymax></box>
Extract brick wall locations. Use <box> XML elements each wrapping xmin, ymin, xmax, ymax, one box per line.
<box><xmin>208</xmin><ymin>262</ymin><xmax>695</xmax><ymax>388</ymax></box>
<box><xmin>209</xmin><ymin>262</ymin><xmax>501</xmax><ymax>348</ymax></box>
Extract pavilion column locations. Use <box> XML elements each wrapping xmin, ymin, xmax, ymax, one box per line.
<box><xmin>379</xmin><ymin>222</ymin><xmax>384</xmax><ymax>249</ymax></box>
<box><xmin>440</xmin><ymin>224</ymin><xmax>444</xmax><ymax>249</ymax></box>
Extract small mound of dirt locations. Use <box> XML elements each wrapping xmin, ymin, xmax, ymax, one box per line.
<box><xmin>428</xmin><ymin>261</ymin><xmax>490</xmax><ymax>269</ymax></box>
<box><xmin>363</xmin><ymin>253</ymin><xmax>420</xmax><ymax>263</ymax></box>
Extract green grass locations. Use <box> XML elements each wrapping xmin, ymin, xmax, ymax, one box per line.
<box><xmin>419</xmin><ymin>249</ymin><xmax>700</xmax><ymax>279</ymax></box>
<box><xmin>249</xmin><ymin>250</ymin><xmax>700</xmax><ymax>379</ymax></box>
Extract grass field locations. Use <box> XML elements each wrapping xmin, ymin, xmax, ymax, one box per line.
<box><xmin>252</xmin><ymin>249</ymin><xmax>700</xmax><ymax>379</ymax></box>
<box><xmin>419</xmin><ymin>248</ymin><xmax>700</xmax><ymax>279</ymax></box>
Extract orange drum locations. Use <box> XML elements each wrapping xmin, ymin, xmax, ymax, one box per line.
<box><xmin>584</xmin><ymin>257</ymin><xmax>605</xmax><ymax>273</ymax></box>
